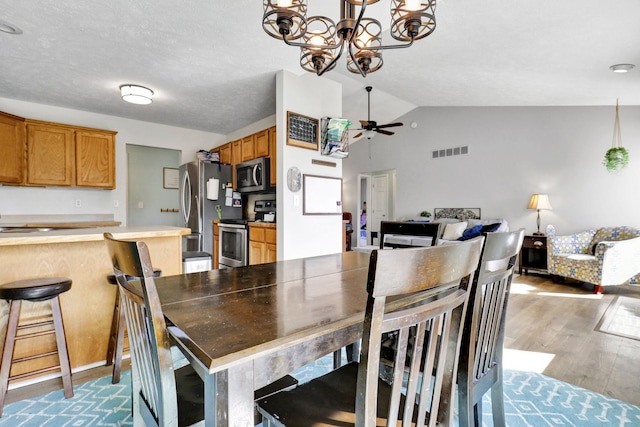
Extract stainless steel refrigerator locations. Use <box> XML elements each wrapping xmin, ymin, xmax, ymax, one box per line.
<box><xmin>179</xmin><ymin>160</ymin><xmax>241</xmax><ymax>255</ymax></box>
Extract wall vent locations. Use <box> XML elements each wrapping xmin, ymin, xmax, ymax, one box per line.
<box><xmin>432</xmin><ymin>145</ymin><xmax>469</xmax><ymax>159</ymax></box>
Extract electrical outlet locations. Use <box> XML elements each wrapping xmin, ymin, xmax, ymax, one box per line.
<box><xmin>75</xmin><ymin>200</ymin><xmax>81</xmax><ymax>208</ymax></box>
<box><xmin>113</xmin><ymin>200</ymin><xmax>119</xmax><ymax>208</ymax></box>
<box><xmin>138</xmin><ymin>201</ymin><xmax>144</xmax><ymax>209</ymax></box>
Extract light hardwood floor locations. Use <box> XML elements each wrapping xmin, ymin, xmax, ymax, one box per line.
<box><xmin>4</xmin><ymin>273</ymin><xmax>640</xmax><ymax>407</ymax></box>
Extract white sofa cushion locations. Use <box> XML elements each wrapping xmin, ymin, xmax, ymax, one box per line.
<box><xmin>442</xmin><ymin>221</ymin><xmax>468</xmax><ymax>240</ymax></box>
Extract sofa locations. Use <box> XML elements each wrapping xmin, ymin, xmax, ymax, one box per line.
<box><xmin>547</xmin><ymin>226</ymin><xmax>640</xmax><ymax>294</ymax></box>
<box><xmin>426</xmin><ymin>208</ymin><xmax>509</xmax><ymax>244</ymax></box>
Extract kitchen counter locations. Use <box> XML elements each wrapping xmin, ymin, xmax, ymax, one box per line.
<box><xmin>0</xmin><ymin>225</ymin><xmax>189</xmax><ymax>388</ymax></box>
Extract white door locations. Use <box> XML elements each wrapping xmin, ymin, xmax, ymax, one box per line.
<box><xmin>369</xmin><ymin>174</ymin><xmax>389</xmax><ymax>245</ymax></box>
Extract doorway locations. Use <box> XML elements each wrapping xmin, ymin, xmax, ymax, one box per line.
<box><xmin>357</xmin><ymin>169</ymin><xmax>396</xmax><ymax>247</ymax></box>
<box><xmin>126</xmin><ymin>145</ymin><xmax>181</xmax><ymax>226</ymax></box>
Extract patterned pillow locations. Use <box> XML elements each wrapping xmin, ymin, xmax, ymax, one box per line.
<box><xmin>442</xmin><ymin>221</ymin><xmax>468</xmax><ymax>240</ymax></box>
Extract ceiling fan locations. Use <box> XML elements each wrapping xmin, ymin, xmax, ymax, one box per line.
<box><xmin>354</xmin><ymin>86</ymin><xmax>403</xmax><ymax>139</ymax></box>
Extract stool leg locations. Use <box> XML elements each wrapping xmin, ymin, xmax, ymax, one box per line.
<box><xmin>106</xmin><ymin>291</ymin><xmax>121</xmax><ymax>367</ymax></box>
<box><xmin>0</xmin><ymin>300</ymin><xmax>21</xmax><ymax>416</ymax></box>
<box><xmin>112</xmin><ymin>297</ymin><xmax>126</xmax><ymax>384</ymax></box>
<box><xmin>50</xmin><ymin>296</ymin><xmax>73</xmax><ymax>399</ymax></box>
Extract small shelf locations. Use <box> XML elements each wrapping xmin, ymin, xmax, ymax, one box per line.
<box><xmin>321</xmin><ymin>117</ymin><xmax>351</xmax><ymax>159</ymax></box>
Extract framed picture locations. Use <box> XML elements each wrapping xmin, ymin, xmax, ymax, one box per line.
<box><xmin>287</xmin><ymin>111</ymin><xmax>319</xmax><ymax>151</ymax></box>
<box><xmin>163</xmin><ymin>167</ymin><xmax>179</xmax><ymax>189</ymax></box>
<box><xmin>434</xmin><ymin>208</ymin><xmax>481</xmax><ymax>220</ymax></box>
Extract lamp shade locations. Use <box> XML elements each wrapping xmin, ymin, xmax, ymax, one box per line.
<box><xmin>120</xmin><ymin>84</ymin><xmax>154</xmax><ymax>105</ymax></box>
<box><xmin>528</xmin><ymin>194</ymin><xmax>552</xmax><ymax>210</ymax></box>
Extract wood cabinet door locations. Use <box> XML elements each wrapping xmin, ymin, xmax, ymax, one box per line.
<box><xmin>265</xmin><ymin>243</ymin><xmax>277</xmax><ymax>263</ymax></box>
<box><xmin>231</xmin><ymin>140</ymin><xmax>242</xmax><ymax>165</ymax></box>
<box><xmin>219</xmin><ymin>143</ymin><xmax>231</xmax><ymax>164</ymax></box>
<box><xmin>75</xmin><ymin>130</ymin><xmax>115</xmax><ymax>188</ymax></box>
<box><xmin>0</xmin><ymin>111</ymin><xmax>26</xmax><ymax>184</ymax></box>
<box><xmin>27</xmin><ymin>123</ymin><xmax>75</xmax><ymax>186</ymax></box>
<box><xmin>268</xmin><ymin>126</ymin><xmax>276</xmax><ymax>186</ymax></box>
<box><xmin>254</xmin><ymin>129</ymin><xmax>269</xmax><ymax>158</ymax></box>
<box><xmin>249</xmin><ymin>240</ymin><xmax>265</xmax><ymax>265</ymax></box>
<box><xmin>241</xmin><ymin>135</ymin><xmax>255</xmax><ymax>162</ymax></box>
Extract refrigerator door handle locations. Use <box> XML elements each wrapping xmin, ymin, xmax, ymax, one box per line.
<box><xmin>182</xmin><ymin>171</ymin><xmax>191</xmax><ymax>224</ymax></box>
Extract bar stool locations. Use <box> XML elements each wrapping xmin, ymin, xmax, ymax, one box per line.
<box><xmin>0</xmin><ymin>277</ymin><xmax>74</xmax><ymax>416</ymax></box>
<box><xmin>106</xmin><ymin>268</ymin><xmax>161</xmax><ymax>384</ymax></box>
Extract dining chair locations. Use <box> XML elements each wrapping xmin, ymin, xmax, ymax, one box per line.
<box><xmin>456</xmin><ymin>229</ymin><xmax>525</xmax><ymax>427</ymax></box>
<box><xmin>257</xmin><ymin>236</ymin><xmax>484</xmax><ymax>427</ymax></box>
<box><xmin>104</xmin><ymin>233</ymin><xmax>298</xmax><ymax>426</ymax></box>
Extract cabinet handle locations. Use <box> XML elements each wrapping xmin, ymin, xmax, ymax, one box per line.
<box><xmin>534</xmin><ymin>240</ymin><xmax>543</xmax><ymax>246</ymax></box>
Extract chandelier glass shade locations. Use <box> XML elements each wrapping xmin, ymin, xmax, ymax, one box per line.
<box><xmin>262</xmin><ymin>0</ymin><xmax>436</xmax><ymax>77</ymax></box>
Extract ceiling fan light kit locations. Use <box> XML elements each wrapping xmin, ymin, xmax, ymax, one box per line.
<box><xmin>262</xmin><ymin>0</ymin><xmax>437</xmax><ymax>77</ymax></box>
<box><xmin>354</xmin><ymin>86</ymin><xmax>404</xmax><ymax>139</ymax></box>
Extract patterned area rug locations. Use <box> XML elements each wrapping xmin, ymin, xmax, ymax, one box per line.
<box><xmin>597</xmin><ymin>296</ymin><xmax>640</xmax><ymax>340</ymax></box>
<box><xmin>2</xmin><ymin>354</ymin><xmax>640</xmax><ymax>426</ymax></box>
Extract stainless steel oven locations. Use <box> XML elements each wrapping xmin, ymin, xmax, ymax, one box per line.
<box><xmin>218</xmin><ymin>222</ymin><xmax>248</xmax><ymax>268</ymax></box>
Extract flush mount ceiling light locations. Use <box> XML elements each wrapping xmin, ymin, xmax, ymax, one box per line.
<box><xmin>0</xmin><ymin>19</ymin><xmax>23</xmax><ymax>35</ymax></box>
<box><xmin>262</xmin><ymin>0</ymin><xmax>436</xmax><ymax>77</ymax></box>
<box><xmin>119</xmin><ymin>84</ymin><xmax>154</xmax><ymax>105</ymax></box>
<box><xmin>609</xmin><ymin>64</ymin><xmax>635</xmax><ymax>73</ymax></box>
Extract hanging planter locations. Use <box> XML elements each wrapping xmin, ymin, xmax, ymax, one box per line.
<box><xmin>603</xmin><ymin>99</ymin><xmax>630</xmax><ymax>172</ymax></box>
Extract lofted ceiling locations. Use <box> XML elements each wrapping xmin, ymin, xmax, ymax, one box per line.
<box><xmin>1</xmin><ymin>0</ymin><xmax>639</xmax><ymax>137</ymax></box>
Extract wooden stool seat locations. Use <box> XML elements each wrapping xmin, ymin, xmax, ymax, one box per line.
<box><xmin>0</xmin><ymin>277</ymin><xmax>71</xmax><ymax>301</ymax></box>
<box><xmin>0</xmin><ymin>277</ymin><xmax>74</xmax><ymax>417</ymax></box>
<box><xmin>106</xmin><ymin>268</ymin><xmax>161</xmax><ymax>384</ymax></box>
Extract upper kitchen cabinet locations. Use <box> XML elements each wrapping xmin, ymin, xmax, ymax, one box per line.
<box><xmin>231</xmin><ymin>140</ymin><xmax>242</xmax><ymax>165</ymax></box>
<box><xmin>0</xmin><ymin>111</ymin><xmax>26</xmax><ymax>184</ymax></box>
<box><xmin>75</xmin><ymin>130</ymin><xmax>115</xmax><ymax>188</ymax></box>
<box><xmin>254</xmin><ymin>129</ymin><xmax>270</xmax><ymax>158</ymax></box>
<box><xmin>27</xmin><ymin>122</ymin><xmax>75</xmax><ymax>186</ymax></box>
<box><xmin>241</xmin><ymin>135</ymin><xmax>255</xmax><ymax>162</ymax></box>
<box><xmin>268</xmin><ymin>126</ymin><xmax>276</xmax><ymax>186</ymax></box>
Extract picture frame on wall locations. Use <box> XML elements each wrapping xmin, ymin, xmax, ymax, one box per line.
<box><xmin>163</xmin><ymin>167</ymin><xmax>179</xmax><ymax>189</ymax></box>
<box><xmin>286</xmin><ymin>111</ymin><xmax>319</xmax><ymax>151</ymax></box>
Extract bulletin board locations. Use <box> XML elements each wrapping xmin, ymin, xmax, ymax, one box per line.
<box><xmin>303</xmin><ymin>174</ymin><xmax>342</xmax><ymax>215</ymax></box>
<box><xmin>287</xmin><ymin>111</ymin><xmax>319</xmax><ymax>150</ymax></box>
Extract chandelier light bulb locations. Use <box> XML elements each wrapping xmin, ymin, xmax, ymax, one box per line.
<box><xmin>309</xmin><ymin>34</ymin><xmax>324</xmax><ymax>48</ymax></box>
<box><xmin>405</xmin><ymin>0</ymin><xmax>422</xmax><ymax>11</ymax></box>
<box><xmin>276</xmin><ymin>0</ymin><xmax>293</xmax><ymax>7</ymax></box>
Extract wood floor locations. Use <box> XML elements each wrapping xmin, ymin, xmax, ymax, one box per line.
<box><xmin>4</xmin><ymin>273</ymin><xmax>640</xmax><ymax>408</ymax></box>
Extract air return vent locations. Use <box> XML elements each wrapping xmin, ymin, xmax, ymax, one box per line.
<box><xmin>432</xmin><ymin>145</ymin><xmax>469</xmax><ymax>159</ymax></box>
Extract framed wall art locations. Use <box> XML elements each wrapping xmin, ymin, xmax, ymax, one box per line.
<box><xmin>287</xmin><ymin>111</ymin><xmax>319</xmax><ymax>151</ymax></box>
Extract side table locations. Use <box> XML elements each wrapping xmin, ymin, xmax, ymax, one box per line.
<box><xmin>519</xmin><ymin>235</ymin><xmax>548</xmax><ymax>274</ymax></box>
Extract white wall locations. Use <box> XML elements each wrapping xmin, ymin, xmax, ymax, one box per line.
<box><xmin>343</xmin><ymin>106</ymin><xmax>640</xmax><ymax>235</ymax></box>
<box><xmin>0</xmin><ymin>97</ymin><xmax>225</xmax><ymax>224</ymax></box>
<box><xmin>276</xmin><ymin>71</ymin><xmax>344</xmax><ymax>260</ymax></box>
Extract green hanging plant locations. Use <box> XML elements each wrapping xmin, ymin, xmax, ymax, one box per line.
<box><xmin>603</xmin><ymin>147</ymin><xmax>629</xmax><ymax>172</ymax></box>
<box><xmin>604</xmin><ymin>99</ymin><xmax>630</xmax><ymax>172</ymax></box>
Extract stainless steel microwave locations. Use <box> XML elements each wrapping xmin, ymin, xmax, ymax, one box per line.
<box><xmin>236</xmin><ymin>157</ymin><xmax>270</xmax><ymax>193</ymax></box>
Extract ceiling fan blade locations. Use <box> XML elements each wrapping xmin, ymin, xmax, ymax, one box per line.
<box><xmin>375</xmin><ymin>122</ymin><xmax>404</xmax><ymax>129</ymax></box>
<box><xmin>353</xmin><ymin>132</ymin><xmax>363</xmax><ymax>138</ymax></box>
<box><xmin>359</xmin><ymin>120</ymin><xmax>370</xmax><ymax>127</ymax></box>
<box><xmin>376</xmin><ymin>129</ymin><xmax>394</xmax><ymax>136</ymax></box>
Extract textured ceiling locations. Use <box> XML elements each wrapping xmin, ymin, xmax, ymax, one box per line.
<box><xmin>0</xmin><ymin>0</ymin><xmax>639</xmax><ymax>136</ymax></box>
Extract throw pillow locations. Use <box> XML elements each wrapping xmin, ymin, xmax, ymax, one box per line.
<box><xmin>481</xmin><ymin>222</ymin><xmax>502</xmax><ymax>233</ymax></box>
<box><xmin>442</xmin><ymin>221</ymin><xmax>468</xmax><ymax>240</ymax></box>
<box><xmin>458</xmin><ymin>224</ymin><xmax>483</xmax><ymax>241</ymax></box>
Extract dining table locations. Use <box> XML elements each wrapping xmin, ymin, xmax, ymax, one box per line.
<box><xmin>143</xmin><ymin>250</ymin><xmax>374</xmax><ymax>427</ymax></box>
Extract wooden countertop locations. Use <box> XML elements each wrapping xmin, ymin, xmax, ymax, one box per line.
<box><xmin>248</xmin><ymin>222</ymin><xmax>276</xmax><ymax>229</ymax></box>
<box><xmin>0</xmin><ymin>226</ymin><xmax>190</xmax><ymax>246</ymax></box>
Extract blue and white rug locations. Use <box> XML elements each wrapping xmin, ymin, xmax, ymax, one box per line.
<box><xmin>2</xmin><ymin>354</ymin><xmax>639</xmax><ymax>426</ymax></box>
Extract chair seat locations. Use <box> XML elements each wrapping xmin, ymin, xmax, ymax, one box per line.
<box><xmin>257</xmin><ymin>362</ymin><xmax>413</xmax><ymax>427</ymax></box>
<box><xmin>0</xmin><ymin>277</ymin><xmax>72</xmax><ymax>301</ymax></box>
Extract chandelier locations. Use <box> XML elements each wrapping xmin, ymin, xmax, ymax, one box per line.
<box><xmin>262</xmin><ymin>0</ymin><xmax>436</xmax><ymax>77</ymax></box>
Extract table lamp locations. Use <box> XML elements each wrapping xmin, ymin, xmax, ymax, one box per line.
<box><xmin>528</xmin><ymin>194</ymin><xmax>552</xmax><ymax>235</ymax></box>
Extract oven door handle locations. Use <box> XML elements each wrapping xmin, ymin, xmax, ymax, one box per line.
<box><xmin>218</xmin><ymin>223</ymin><xmax>246</xmax><ymax>229</ymax></box>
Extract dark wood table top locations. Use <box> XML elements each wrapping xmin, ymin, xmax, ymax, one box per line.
<box><xmin>154</xmin><ymin>251</ymin><xmax>373</xmax><ymax>371</ymax></box>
